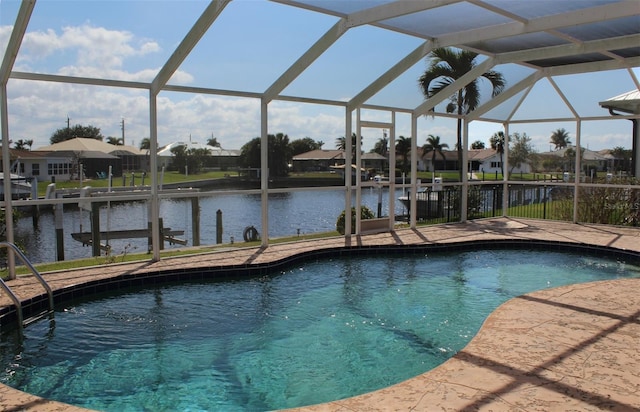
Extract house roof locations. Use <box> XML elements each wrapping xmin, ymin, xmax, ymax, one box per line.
<box><xmin>35</xmin><ymin>137</ymin><xmax>146</xmax><ymax>156</ymax></box>
<box><xmin>421</xmin><ymin>149</ymin><xmax>460</xmax><ymax>161</ymax></box>
<box><xmin>362</xmin><ymin>152</ymin><xmax>386</xmax><ymax>160</ymax></box>
<box><xmin>292</xmin><ymin>149</ymin><xmax>345</xmax><ymax>161</ymax></box>
<box><xmin>541</xmin><ymin>146</ymin><xmax>610</xmax><ymax>161</ymax></box>
<box><xmin>5</xmin><ymin>148</ymin><xmax>51</xmax><ymax>159</ymax></box>
<box><xmin>422</xmin><ymin>149</ymin><xmax>500</xmax><ymax>161</ymax></box>
<box><xmin>209</xmin><ymin>146</ymin><xmax>241</xmax><ymax>157</ymax></box>
<box><xmin>468</xmin><ymin>149</ymin><xmax>498</xmax><ymax>161</ymax></box>
<box><xmin>293</xmin><ymin>150</ymin><xmax>388</xmax><ymax>161</ymax></box>
<box><xmin>39</xmin><ymin>150</ymin><xmax>118</xmax><ymax>160</ymax></box>
<box><xmin>599</xmin><ymin>89</ymin><xmax>640</xmax><ymax>115</ymax></box>
<box><xmin>597</xmin><ymin>149</ymin><xmax>621</xmax><ymax>160</ymax></box>
<box><xmin>157</xmin><ymin>141</ymin><xmax>239</xmax><ymax>157</ymax></box>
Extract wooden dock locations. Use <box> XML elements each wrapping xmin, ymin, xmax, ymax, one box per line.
<box><xmin>71</xmin><ymin>228</ymin><xmax>187</xmax><ymax>248</ymax></box>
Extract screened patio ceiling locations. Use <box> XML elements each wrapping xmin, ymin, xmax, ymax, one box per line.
<box><xmin>283</xmin><ymin>0</ymin><xmax>640</xmax><ymax>77</ymax></box>
<box><xmin>3</xmin><ymin>0</ymin><xmax>639</xmax><ymax>120</ymax></box>
<box><xmin>1</xmin><ymin>0</ymin><xmax>639</xmax><ymax>264</ymax></box>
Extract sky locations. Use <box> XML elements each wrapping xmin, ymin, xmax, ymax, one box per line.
<box><xmin>1</xmin><ymin>0</ymin><xmax>638</xmax><ymax>154</ymax></box>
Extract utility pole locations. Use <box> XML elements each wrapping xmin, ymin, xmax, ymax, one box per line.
<box><xmin>66</xmin><ymin>116</ymin><xmax>72</xmax><ymax>139</ymax></box>
<box><xmin>121</xmin><ymin>118</ymin><xmax>125</xmax><ymax>146</ymax></box>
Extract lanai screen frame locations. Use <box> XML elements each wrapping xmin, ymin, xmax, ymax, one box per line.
<box><xmin>1</xmin><ymin>0</ymin><xmax>639</xmax><ymax>277</ymax></box>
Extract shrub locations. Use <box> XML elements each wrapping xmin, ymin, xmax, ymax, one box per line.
<box><xmin>336</xmin><ymin>206</ymin><xmax>375</xmax><ymax>234</ymax></box>
<box><xmin>554</xmin><ymin>176</ymin><xmax>639</xmax><ymax>226</ymax></box>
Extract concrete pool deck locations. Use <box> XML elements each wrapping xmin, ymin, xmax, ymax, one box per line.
<box><xmin>0</xmin><ymin>217</ymin><xmax>638</xmax><ymax>411</ymax></box>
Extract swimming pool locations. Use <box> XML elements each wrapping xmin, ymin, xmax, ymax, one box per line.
<box><xmin>1</xmin><ymin>248</ymin><xmax>639</xmax><ymax>411</ymax></box>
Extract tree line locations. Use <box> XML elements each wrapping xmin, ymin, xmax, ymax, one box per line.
<box><xmin>37</xmin><ymin>121</ymin><xmax>620</xmax><ymax>178</ymax></box>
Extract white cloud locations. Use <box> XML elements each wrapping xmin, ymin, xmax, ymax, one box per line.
<box><xmin>1</xmin><ymin>23</ymin><xmax>163</xmax><ymax>77</ymax></box>
<box><xmin>19</xmin><ymin>28</ymin><xmax>63</xmax><ymax>59</ymax></box>
<box><xmin>16</xmin><ymin>24</ymin><xmax>160</xmax><ymax>68</ymax></box>
<box><xmin>154</xmin><ymin>96</ymin><xmax>349</xmax><ymax>150</ymax></box>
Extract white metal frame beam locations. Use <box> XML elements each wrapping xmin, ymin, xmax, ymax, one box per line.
<box><xmin>466</xmin><ymin>71</ymin><xmax>542</xmax><ymax>122</ymax></box>
<box><xmin>495</xmin><ymin>34</ymin><xmax>640</xmax><ymax>66</ymax></box>
<box><xmin>1</xmin><ymin>0</ymin><xmax>36</xmax><ymax>280</ymax></box>
<box><xmin>151</xmin><ymin>0</ymin><xmax>229</xmax><ymax>94</ymax></box>
<box><xmin>263</xmin><ymin>19</ymin><xmax>348</xmax><ymax>103</ymax></box>
<box><xmin>348</xmin><ymin>40</ymin><xmax>434</xmax><ymax>111</ymax></box>
<box><xmin>10</xmin><ymin>71</ymin><xmax>150</xmax><ymax>90</ymax></box>
<box><xmin>262</xmin><ymin>2</ymin><xmax>454</xmax><ymax>242</ymax></box>
<box><xmin>264</xmin><ymin>0</ymin><xmax>446</xmax><ymax>103</ymax></box>
<box><xmin>546</xmin><ymin>57</ymin><xmax>640</xmax><ymax>77</ymax></box>
<box><xmin>148</xmin><ymin>0</ymin><xmax>230</xmax><ymax>260</ymax></box>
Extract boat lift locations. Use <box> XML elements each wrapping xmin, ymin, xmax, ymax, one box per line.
<box><xmin>70</xmin><ymin>187</ymin><xmax>195</xmax><ymax>257</ymax></box>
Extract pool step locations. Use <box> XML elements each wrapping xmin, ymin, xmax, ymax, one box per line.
<box><xmin>23</xmin><ymin>309</ymin><xmax>54</xmax><ymax>327</ymax></box>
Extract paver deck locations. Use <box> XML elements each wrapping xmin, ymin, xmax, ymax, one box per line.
<box><xmin>1</xmin><ymin>217</ymin><xmax>639</xmax><ymax>411</ymax></box>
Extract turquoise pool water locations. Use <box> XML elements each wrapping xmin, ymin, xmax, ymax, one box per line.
<box><xmin>1</xmin><ymin>249</ymin><xmax>639</xmax><ymax>411</ymax></box>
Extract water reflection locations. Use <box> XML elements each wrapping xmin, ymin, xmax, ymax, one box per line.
<box><xmin>14</xmin><ymin>188</ymin><xmax>407</xmax><ymax>264</ymax></box>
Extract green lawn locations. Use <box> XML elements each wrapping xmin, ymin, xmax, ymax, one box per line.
<box><xmin>36</xmin><ymin>170</ymin><xmax>236</xmax><ymax>196</ymax></box>
<box><xmin>36</xmin><ymin>169</ymin><xmax>567</xmax><ymax>196</ymax></box>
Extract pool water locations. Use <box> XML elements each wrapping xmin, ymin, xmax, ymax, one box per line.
<box><xmin>1</xmin><ymin>249</ymin><xmax>638</xmax><ymax>411</ymax></box>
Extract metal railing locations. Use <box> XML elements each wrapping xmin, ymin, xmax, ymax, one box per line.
<box><xmin>0</xmin><ymin>242</ymin><xmax>54</xmax><ymax>330</ymax></box>
<box><xmin>407</xmin><ymin>181</ymin><xmax>640</xmax><ymax>227</ymax></box>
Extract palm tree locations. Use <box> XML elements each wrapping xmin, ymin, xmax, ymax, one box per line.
<box><xmin>471</xmin><ymin>140</ymin><xmax>485</xmax><ymax>149</ymax></box>
<box><xmin>371</xmin><ymin>136</ymin><xmax>389</xmax><ymax>157</ymax></box>
<box><xmin>611</xmin><ymin>146</ymin><xmax>631</xmax><ymax>173</ymax></box>
<box><xmin>207</xmin><ymin>136</ymin><xmax>221</xmax><ymax>147</ymax></box>
<box><xmin>550</xmin><ymin>128</ymin><xmax>571</xmax><ymax>150</ymax></box>
<box><xmin>395</xmin><ymin>135</ymin><xmax>412</xmax><ymax>175</ymax></box>
<box><xmin>139</xmin><ymin>137</ymin><xmax>151</xmax><ymax>150</ymax></box>
<box><xmin>106</xmin><ymin>136</ymin><xmax>123</xmax><ymax>145</ymax></box>
<box><xmin>564</xmin><ymin>146</ymin><xmax>584</xmax><ymax>173</ymax></box>
<box><xmin>489</xmin><ymin>131</ymin><xmax>505</xmax><ymax>176</ymax></box>
<box><xmin>419</xmin><ymin>47</ymin><xmax>506</xmax><ymax>180</ymax></box>
<box><xmin>12</xmin><ymin>139</ymin><xmax>30</xmax><ymax>150</ymax></box>
<box><xmin>335</xmin><ymin>133</ymin><xmax>360</xmax><ymax>164</ymax></box>
<box><xmin>421</xmin><ymin>134</ymin><xmax>449</xmax><ymax>172</ymax></box>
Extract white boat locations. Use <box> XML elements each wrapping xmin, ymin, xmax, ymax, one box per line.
<box><xmin>398</xmin><ymin>187</ymin><xmax>448</xmax><ymax>219</ymax></box>
<box><xmin>0</xmin><ymin>173</ymin><xmax>32</xmax><ymax>200</ymax></box>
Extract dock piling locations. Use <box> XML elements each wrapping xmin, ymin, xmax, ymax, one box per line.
<box><xmin>192</xmin><ymin>198</ymin><xmax>200</xmax><ymax>246</ymax></box>
<box><xmin>216</xmin><ymin>209</ymin><xmax>222</xmax><ymax>244</ymax></box>
<box><xmin>54</xmin><ymin>192</ymin><xmax>64</xmax><ymax>261</ymax></box>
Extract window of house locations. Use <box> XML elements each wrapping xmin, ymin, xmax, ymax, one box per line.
<box><xmin>47</xmin><ymin>162</ymin><xmax>72</xmax><ymax>175</ymax></box>
<box><xmin>32</xmin><ymin>163</ymin><xmax>40</xmax><ymax>176</ymax></box>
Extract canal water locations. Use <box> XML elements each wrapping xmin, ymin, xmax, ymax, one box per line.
<box><xmin>13</xmin><ymin>187</ymin><xmax>408</xmax><ymax>264</ymax></box>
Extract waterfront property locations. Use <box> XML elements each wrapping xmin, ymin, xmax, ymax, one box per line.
<box><xmin>1</xmin><ymin>1</ymin><xmax>638</xmax><ymax>264</ymax></box>
<box><xmin>157</xmin><ymin>140</ymin><xmax>241</xmax><ymax>171</ymax></box>
<box><xmin>1</xmin><ymin>1</ymin><xmax>639</xmax><ymax>411</ymax></box>
<box><xmin>33</xmin><ymin>138</ymin><xmax>149</xmax><ymax>180</ymax></box>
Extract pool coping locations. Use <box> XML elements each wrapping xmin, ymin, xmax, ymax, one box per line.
<box><xmin>1</xmin><ymin>217</ymin><xmax>639</xmax><ymax>411</ymax></box>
